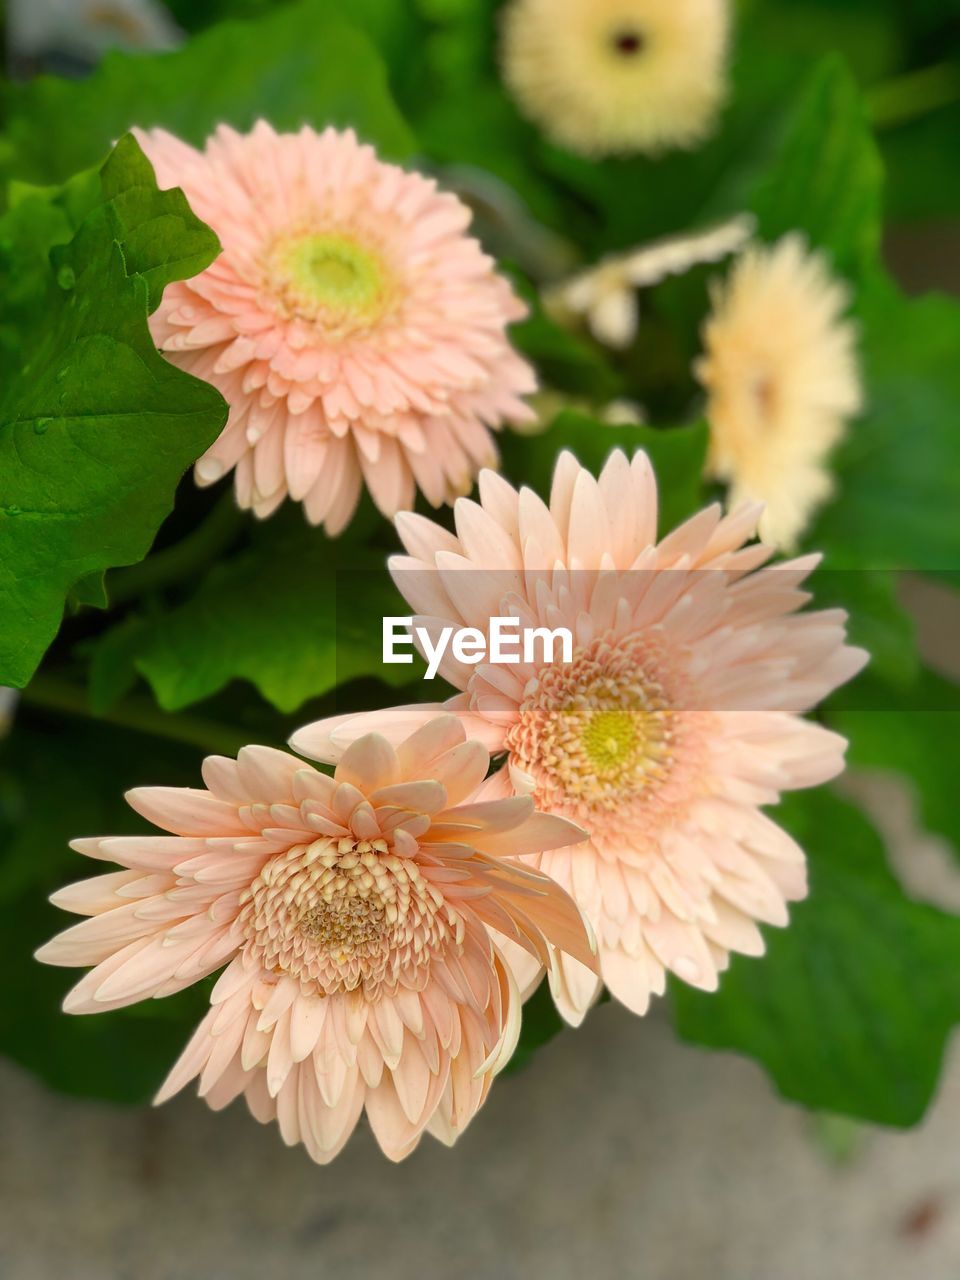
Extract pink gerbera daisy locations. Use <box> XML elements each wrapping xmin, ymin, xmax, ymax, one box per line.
<box><xmin>292</xmin><ymin>450</ymin><xmax>868</xmax><ymax>1023</ymax></box>
<box><xmin>37</xmin><ymin>717</ymin><xmax>594</xmax><ymax>1162</ymax></box>
<box><xmin>135</xmin><ymin>122</ymin><xmax>536</xmax><ymax>532</ymax></box>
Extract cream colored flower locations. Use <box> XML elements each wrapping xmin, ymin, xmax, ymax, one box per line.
<box><xmin>501</xmin><ymin>0</ymin><xmax>731</xmax><ymax>157</ymax></box>
<box><xmin>695</xmin><ymin>235</ymin><xmax>863</xmax><ymax>549</ymax></box>
<box><xmin>544</xmin><ymin>214</ymin><xmax>755</xmax><ymax>349</ymax></box>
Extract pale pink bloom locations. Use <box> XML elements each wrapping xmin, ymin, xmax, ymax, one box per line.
<box><xmin>293</xmin><ymin>450</ymin><xmax>868</xmax><ymax>1023</ymax></box>
<box><xmin>37</xmin><ymin>718</ymin><xmax>594</xmax><ymax>1162</ymax></box>
<box><xmin>135</xmin><ymin>122</ymin><xmax>536</xmax><ymax>533</ymax></box>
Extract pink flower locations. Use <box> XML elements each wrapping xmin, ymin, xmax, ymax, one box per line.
<box><xmin>37</xmin><ymin>717</ymin><xmax>594</xmax><ymax>1162</ymax></box>
<box><xmin>293</xmin><ymin>450</ymin><xmax>868</xmax><ymax>1022</ymax></box>
<box><xmin>135</xmin><ymin>122</ymin><xmax>536</xmax><ymax>533</ymax></box>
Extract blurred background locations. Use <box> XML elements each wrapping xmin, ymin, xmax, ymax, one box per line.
<box><xmin>2</xmin><ymin>1</ymin><xmax>959</xmax><ymax>1276</ymax></box>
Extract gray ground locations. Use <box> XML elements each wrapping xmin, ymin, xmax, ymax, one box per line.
<box><xmin>3</xmin><ymin>1000</ymin><xmax>960</xmax><ymax>1280</ymax></box>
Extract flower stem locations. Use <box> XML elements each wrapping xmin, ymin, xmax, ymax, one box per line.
<box><xmin>107</xmin><ymin>490</ymin><xmax>244</xmax><ymax>606</ymax></box>
<box><xmin>868</xmin><ymin>62</ymin><xmax>960</xmax><ymax>130</ymax></box>
<box><xmin>21</xmin><ymin>672</ymin><xmax>254</xmax><ymax>758</ymax></box>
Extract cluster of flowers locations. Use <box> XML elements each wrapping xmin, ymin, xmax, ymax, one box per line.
<box><xmin>40</xmin><ymin>7</ymin><xmax>868</xmax><ymax>1161</ymax></box>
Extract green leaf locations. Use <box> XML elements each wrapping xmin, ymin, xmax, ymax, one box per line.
<box><xmin>882</xmin><ymin>106</ymin><xmax>960</xmax><ymax>222</ymax></box>
<box><xmin>748</xmin><ymin>54</ymin><xmax>883</xmax><ymax>280</ymax></box>
<box><xmin>1</xmin><ymin>0</ymin><xmax>414</xmax><ymax>192</ymax></box>
<box><xmin>828</xmin><ymin>663</ymin><xmax>960</xmax><ymax>857</ymax></box>
<box><xmin>810</xmin><ymin>1112</ymin><xmax>867</xmax><ymax>1167</ymax></box>
<box><xmin>92</xmin><ymin>515</ymin><xmax>423</xmax><ymax>714</ymax></box>
<box><xmin>500</xmin><ymin>412</ymin><xmax>709</xmax><ymax>534</ymax></box>
<box><xmin>87</xmin><ymin>613</ymin><xmax>152</xmax><ymax>714</ymax></box>
<box><xmin>742</xmin><ymin>0</ymin><xmax>899</xmax><ymax>86</ymax></box>
<box><xmin>67</xmin><ymin>571</ymin><xmax>110</xmax><ymax>612</ymax></box>
<box><xmin>510</xmin><ymin>281</ymin><xmax>623</xmax><ymax>401</ymax></box>
<box><xmin>672</xmin><ymin>788</ymin><xmax>960</xmax><ymax>1127</ymax></box>
<box><xmin>0</xmin><ymin>197</ymin><xmax>74</xmax><ymax>387</ymax></box>
<box><xmin>0</xmin><ymin>138</ymin><xmax>226</xmax><ymax>688</ymax></box>
<box><xmin>0</xmin><ymin>715</ymin><xmax>210</xmax><ymax>1104</ymax></box>
<box><xmin>418</xmin><ymin>82</ymin><xmax>569</xmax><ymax>234</ymax></box>
<box><xmin>63</xmin><ymin>134</ymin><xmax>224</xmax><ymax>312</ymax></box>
<box><xmin>812</xmin><ymin>274</ymin><xmax>960</xmax><ymax>572</ymax></box>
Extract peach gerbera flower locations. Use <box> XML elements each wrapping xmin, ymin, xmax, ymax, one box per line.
<box><xmin>135</xmin><ymin>122</ymin><xmax>536</xmax><ymax>533</ymax></box>
<box><xmin>501</xmin><ymin>0</ymin><xmax>730</xmax><ymax>157</ymax></box>
<box><xmin>695</xmin><ymin>235</ymin><xmax>863</xmax><ymax>549</ymax></box>
<box><xmin>292</xmin><ymin>450</ymin><xmax>868</xmax><ymax>1023</ymax></box>
<box><xmin>37</xmin><ymin>717</ymin><xmax>594</xmax><ymax>1162</ymax></box>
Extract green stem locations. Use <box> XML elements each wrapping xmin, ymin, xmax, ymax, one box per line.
<box><xmin>107</xmin><ymin>490</ymin><xmax>244</xmax><ymax>605</ymax></box>
<box><xmin>868</xmin><ymin>62</ymin><xmax>960</xmax><ymax>131</ymax></box>
<box><xmin>22</xmin><ymin>673</ymin><xmax>254</xmax><ymax>758</ymax></box>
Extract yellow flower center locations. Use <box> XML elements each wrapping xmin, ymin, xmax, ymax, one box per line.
<box><xmin>265</xmin><ymin>231</ymin><xmax>392</xmax><ymax>337</ymax></box>
<box><xmin>505</xmin><ymin>635</ymin><xmax>677</xmax><ymax>813</ymax></box>
<box><xmin>580</xmin><ymin>707</ymin><xmax>642</xmax><ymax>771</ymax></box>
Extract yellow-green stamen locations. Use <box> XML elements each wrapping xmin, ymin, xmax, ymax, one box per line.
<box><xmin>267</xmin><ymin>232</ymin><xmax>391</xmax><ymax>335</ymax></box>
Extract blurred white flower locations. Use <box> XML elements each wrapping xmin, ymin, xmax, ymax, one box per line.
<box><xmin>544</xmin><ymin>214</ymin><xmax>755</xmax><ymax>349</ymax></box>
<box><xmin>602</xmin><ymin>398</ymin><xmax>646</xmax><ymax>425</ymax></box>
<box><xmin>9</xmin><ymin>0</ymin><xmax>179</xmax><ymax>64</ymax></box>
<box><xmin>522</xmin><ymin>392</ymin><xmax>647</xmax><ymax>434</ymax></box>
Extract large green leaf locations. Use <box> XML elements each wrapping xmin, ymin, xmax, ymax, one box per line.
<box><xmin>882</xmin><ymin>106</ymin><xmax>960</xmax><ymax>223</ymax></box>
<box><xmin>672</xmin><ymin>788</ymin><xmax>960</xmax><ymax>1126</ymax></box>
<box><xmin>0</xmin><ymin>715</ymin><xmax>210</xmax><ymax>1104</ymax></box>
<box><xmin>0</xmin><ymin>0</ymin><xmax>414</xmax><ymax>192</ymax></box>
<box><xmin>829</xmin><ymin>663</ymin><xmax>960</xmax><ymax>857</ymax></box>
<box><xmin>91</xmin><ymin>515</ymin><xmax>422</xmax><ymax>714</ymax></box>
<box><xmin>812</xmin><ymin>274</ymin><xmax>960</xmax><ymax>572</ymax></box>
<box><xmin>742</xmin><ymin>0</ymin><xmax>900</xmax><ymax>86</ymax></box>
<box><xmin>500</xmin><ymin>412</ymin><xmax>709</xmax><ymax>534</ymax></box>
<box><xmin>0</xmin><ymin>138</ymin><xmax>226</xmax><ymax>688</ymax></box>
<box><xmin>748</xmin><ymin>54</ymin><xmax>883</xmax><ymax>280</ymax></box>
<box><xmin>0</xmin><ymin>201</ymin><xmax>74</xmax><ymax>398</ymax></box>
<box><xmin>59</xmin><ymin>134</ymin><xmax>225</xmax><ymax>312</ymax></box>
